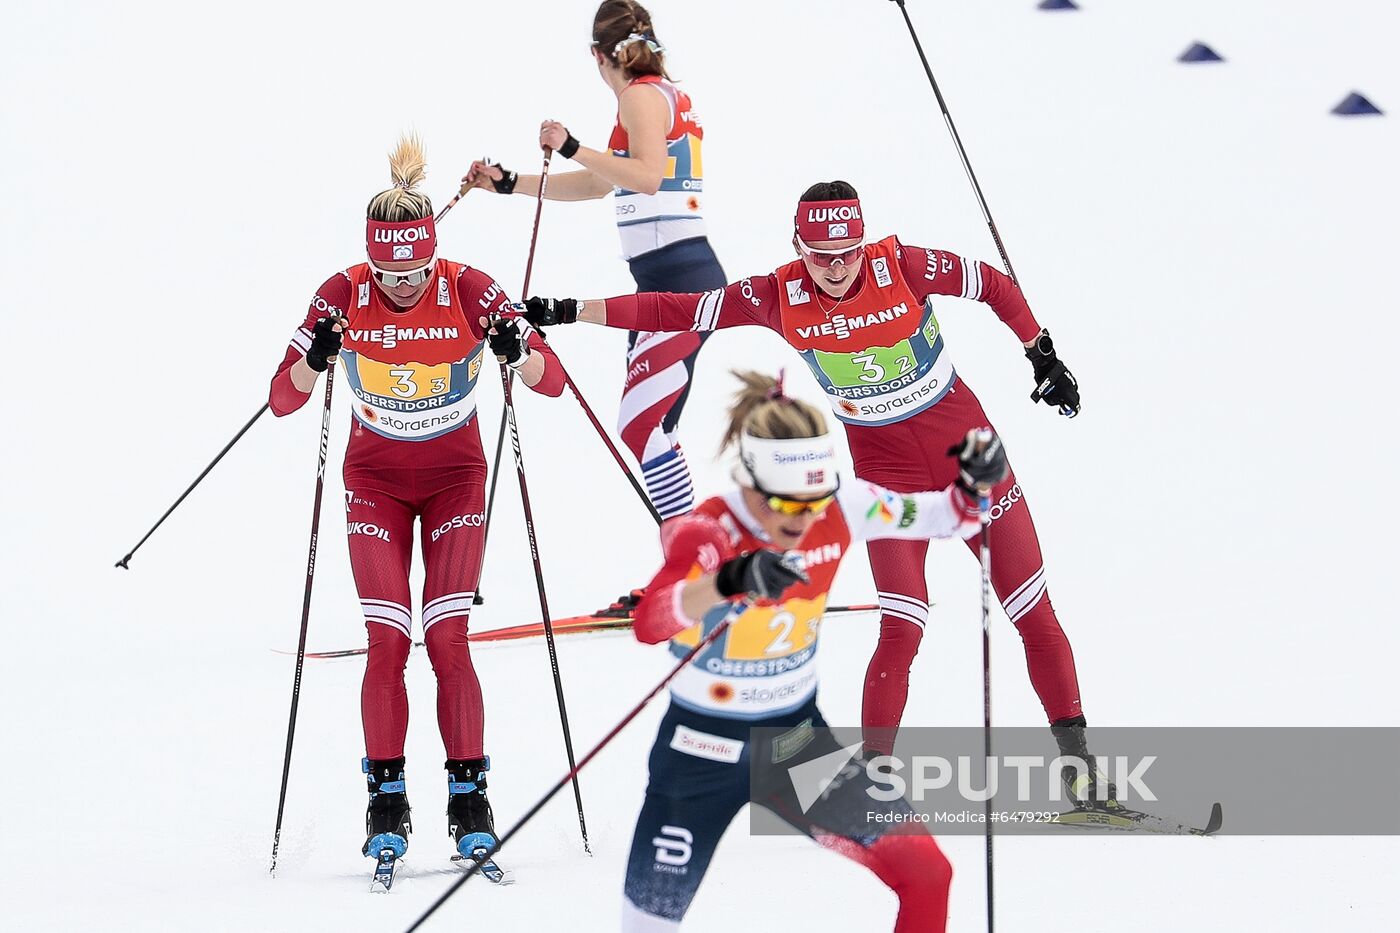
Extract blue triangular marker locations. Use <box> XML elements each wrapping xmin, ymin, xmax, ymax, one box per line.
<box><xmin>1332</xmin><ymin>92</ymin><xmax>1383</xmax><ymax>116</ymax></box>
<box><xmin>1178</xmin><ymin>42</ymin><xmax>1223</xmax><ymax>63</ymax></box>
<box><xmin>1038</xmin><ymin>0</ymin><xmax>1078</xmax><ymax>10</ymax></box>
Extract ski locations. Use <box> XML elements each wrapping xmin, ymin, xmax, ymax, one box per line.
<box><xmin>450</xmin><ymin>850</ymin><xmax>514</xmax><ymax>885</ymax></box>
<box><xmin>1052</xmin><ymin>801</ymin><xmax>1222</xmax><ymax>836</ymax></box>
<box><xmin>292</xmin><ymin>603</ymin><xmax>881</xmax><ymax>660</ymax></box>
<box><xmin>370</xmin><ymin>846</ymin><xmax>401</xmax><ymax>892</ymax></box>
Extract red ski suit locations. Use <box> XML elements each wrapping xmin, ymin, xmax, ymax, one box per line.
<box><xmin>270</xmin><ymin>260</ymin><xmax>563</xmax><ymax>760</ymax></box>
<box><xmin>603</xmin><ymin>236</ymin><xmax>1083</xmax><ymax>752</ymax></box>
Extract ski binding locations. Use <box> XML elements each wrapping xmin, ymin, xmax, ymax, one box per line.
<box><xmin>451</xmin><ymin>846</ymin><xmax>513</xmax><ymax>885</ymax></box>
<box><xmin>371</xmin><ymin>846</ymin><xmax>401</xmax><ymax>892</ymax></box>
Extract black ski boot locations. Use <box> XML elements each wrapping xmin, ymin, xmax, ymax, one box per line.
<box><xmin>446</xmin><ymin>756</ymin><xmax>497</xmax><ymax>861</ymax></box>
<box><xmin>362</xmin><ymin>756</ymin><xmax>413</xmax><ymax>859</ymax></box>
<box><xmin>1051</xmin><ymin>716</ymin><xmax>1120</xmax><ymax>810</ymax></box>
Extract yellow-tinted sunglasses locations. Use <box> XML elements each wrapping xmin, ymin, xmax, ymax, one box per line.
<box><xmin>765</xmin><ymin>492</ymin><xmax>836</xmax><ymax>516</ymax></box>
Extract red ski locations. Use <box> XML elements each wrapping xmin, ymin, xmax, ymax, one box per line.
<box><xmin>289</xmin><ymin>604</ymin><xmax>878</xmax><ymax>660</ymax></box>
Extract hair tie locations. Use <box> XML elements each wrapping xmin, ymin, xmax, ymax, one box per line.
<box><xmin>765</xmin><ymin>369</ymin><xmax>789</xmax><ymax>402</ymax></box>
<box><xmin>393</xmin><ymin>179</ymin><xmax>412</xmax><ymax>191</ymax></box>
<box><xmin>614</xmin><ymin>32</ymin><xmax>665</xmax><ymax>55</ymax></box>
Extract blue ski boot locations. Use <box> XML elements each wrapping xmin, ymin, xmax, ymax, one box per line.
<box><xmin>446</xmin><ymin>757</ymin><xmax>508</xmax><ymax>883</ymax></box>
<box><xmin>363</xmin><ymin>756</ymin><xmax>412</xmax><ymax>865</ymax></box>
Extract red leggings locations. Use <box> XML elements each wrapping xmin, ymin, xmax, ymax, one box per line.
<box><xmin>848</xmin><ymin>380</ymin><xmax>1083</xmax><ymax>754</ymax></box>
<box><xmin>344</xmin><ymin>471</ymin><xmax>487</xmax><ymax>760</ymax></box>
<box><xmin>819</xmin><ymin>834</ymin><xmax>952</xmax><ymax>932</ymax></box>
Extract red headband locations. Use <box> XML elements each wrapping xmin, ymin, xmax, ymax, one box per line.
<box><xmin>795</xmin><ymin>198</ymin><xmax>864</xmax><ymax>243</ymax></box>
<box><xmin>366</xmin><ymin>216</ymin><xmax>437</xmax><ymax>264</ymax></box>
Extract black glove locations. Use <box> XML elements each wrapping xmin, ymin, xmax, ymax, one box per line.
<box><xmin>487</xmin><ymin>161</ymin><xmax>517</xmax><ymax>195</ymax></box>
<box><xmin>1025</xmin><ymin>330</ymin><xmax>1080</xmax><ymax>417</ymax></box>
<box><xmin>305</xmin><ymin>317</ymin><xmax>343</xmax><ymax>372</ymax></box>
<box><xmin>486</xmin><ymin>315</ymin><xmax>531</xmax><ymax>369</ymax></box>
<box><xmin>521</xmin><ymin>297</ymin><xmax>580</xmax><ymax>327</ymax></box>
<box><xmin>714</xmin><ymin>550</ymin><xmax>809</xmax><ymax>601</ymax></box>
<box><xmin>947</xmin><ymin>428</ymin><xmax>1009</xmax><ymax>499</ymax></box>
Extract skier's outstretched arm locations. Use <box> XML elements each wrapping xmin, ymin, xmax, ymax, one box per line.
<box><xmin>519</xmin><ymin>273</ymin><xmax>784</xmax><ymax>335</ymax></box>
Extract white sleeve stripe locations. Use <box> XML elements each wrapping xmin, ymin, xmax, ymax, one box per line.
<box><xmin>968</xmin><ymin>260</ymin><xmax>983</xmax><ymax>301</ymax></box>
<box><xmin>290</xmin><ymin>330</ymin><xmax>313</xmax><ymax>352</ymax></box>
<box><xmin>693</xmin><ymin>289</ymin><xmax>723</xmax><ymax>332</ymax></box>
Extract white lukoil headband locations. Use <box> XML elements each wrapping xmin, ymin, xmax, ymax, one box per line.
<box><xmin>737</xmin><ymin>431</ymin><xmax>839</xmax><ymax>499</ymax></box>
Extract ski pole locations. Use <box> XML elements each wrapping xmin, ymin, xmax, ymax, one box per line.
<box><xmin>403</xmin><ymin>599</ymin><xmax>749</xmax><ymax>933</ymax></box>
<box><xmin>535</xmin><ymin>331</ymin><xmax>662</xmax><ymax>526</ymax></box>
<box><xmin>491</xmin><ymin>149</ymin><xmax>592</xmax><ymax>852</ymax></box>
<box><xmin>114</xmin><ymin>403</ymin><xmax>269</xmax><ymax>569</ymax></box>
<box><xmin>887</xmin><ymin>0</ymin><xmax>1021</xmax><ymax>287</ymax></box>
<box><xmin>268</xmin><ymin>359</ymin><xmax>338</xmax><ymax>877</ymax></box>
<box><xmin>474</xmin><ymin>166</ymin><xmax>662</xmax><ymax>608</ymax></box>
<box><xmin>477</xmin><ymin>339</ymin><xmax>661</xmax><ymax>606</ymax></box>
<box><xmin>476</xmin><ymin>146</ymin><xmax>552</xmax><ymax>605</ymax></box>
<box><xmin>977</xmin><ymin>471</ymin><xmax>995</xmax><ymax>933</ymax></box>
<box><xmin>436</xmin><ymin>180</ymin><xmax>470</xmax><ymax>223</ymax></box>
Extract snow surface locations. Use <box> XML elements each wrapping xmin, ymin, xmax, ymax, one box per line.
<box><xmin>3</xmin><ymin>0</ymin><xmax>1397</xmax><ymax>930</ymax></box>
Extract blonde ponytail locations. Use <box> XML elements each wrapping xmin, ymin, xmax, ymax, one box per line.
<box><xmin>367</xmin><ymin>133</ymin><xmax>433</xmax><ymax>222</ymax></box>
<box><xmin>719</xmin><ymin>370</ymin><xmax>828</xmax><ymax>456</ymax></box>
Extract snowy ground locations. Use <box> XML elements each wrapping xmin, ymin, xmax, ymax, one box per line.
<box><xmin>3</xmin><ymin>1</ymin><xmax>1397</xmax><ymax>930</ymax></box>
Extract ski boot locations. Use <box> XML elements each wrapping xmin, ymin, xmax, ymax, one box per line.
<box><xmin>363</xmin><ymin>756</ymin><xmax>412</xmax><ymax>858</ymax></box>
<box><xmin>446</xmin><ymin>756</ymin><xmax>508</xmax><ymax>883</ymax></box>
<box><xmin>1051</xmin><ymin>716</ymin><xmax>1120</xmax><ymax>811</ymax></box>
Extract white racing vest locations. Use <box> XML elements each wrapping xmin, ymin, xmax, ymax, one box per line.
<box><xmin>608</xmin><ymin>76</ymin><xmax>707</xmax><ymax>260</ymax></box>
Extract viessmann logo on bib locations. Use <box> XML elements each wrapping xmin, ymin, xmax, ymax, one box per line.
<box><xmin>795</xmin><ymin>303</ymin><xmax>910</xmax><ymax>341</ymax></box>
<box><xmin>348</xmin><ymin>324</ymin><xmax>460</xmax><ymax>350</ymax></box>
